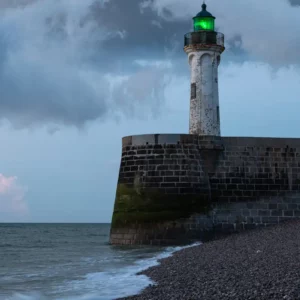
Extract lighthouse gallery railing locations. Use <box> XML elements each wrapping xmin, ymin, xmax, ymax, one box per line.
<box><xmin>184</xmin><ymin>31</ymin><xmax>224</xmax><ymax>47</ymax></box>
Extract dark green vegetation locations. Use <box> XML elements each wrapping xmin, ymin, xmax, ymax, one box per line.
<box><xmin>111</xmin><ymin>184</ymin><xmax>211</xmax><ymax>227</ymax></box>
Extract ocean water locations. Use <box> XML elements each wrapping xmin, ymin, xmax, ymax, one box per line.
<box><xmin>0</xmin><ymin>223</ymin><xmax>200</xmax><ymax>300</ymax></box>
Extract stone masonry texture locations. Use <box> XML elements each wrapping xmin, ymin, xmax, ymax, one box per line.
<box><xmin>110</xmin><ymin>134</ymin><xmax>300</xmax><ymax>245</ymax></box>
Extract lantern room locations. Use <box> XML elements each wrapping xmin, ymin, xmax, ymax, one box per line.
<box><xmin>193</xmin><ymin>3</ymin><xmax>215</xmax><ymax>32</ymax></box>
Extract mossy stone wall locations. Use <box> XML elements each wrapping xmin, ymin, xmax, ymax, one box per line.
<box><xmin>110</xmin><ymin>135</ymin><xmax>300</xmax><ymax>245</ymax></box>
<box><xmin>110</xmin><ymin>134</ymin><xmax>223</xmax><ymax>245</ymax></box>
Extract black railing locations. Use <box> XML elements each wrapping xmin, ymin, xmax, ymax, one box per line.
<box><xmin>184</xmin><ymin>31</ymin><xmax>224</xmax><ymax>47</ymax></box>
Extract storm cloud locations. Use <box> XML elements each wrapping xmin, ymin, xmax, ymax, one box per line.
<box><xmin>145</xmin><ymin>0</ymin><xmax>300</xmax><ymax>67</ymax></box>
<box><xmin>0</xmin><ymin>0</ymin><xmax>300</xmax><ymax>129</ymax></box>
<box><xmin>289</xmin><ymin>0</ymin><xmax>300</xmax><ymax>6</ymax></box>
<box><xmin>0</xmin><ymin>0</ymin><xmax>173</xmax><ymax>128</ymax></box>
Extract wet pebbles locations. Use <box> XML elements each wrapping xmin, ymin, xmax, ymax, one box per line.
<box><xmin>117</xmin><ymin>220</ymin><xmax>300</xmax><ymax>300</ymax></box>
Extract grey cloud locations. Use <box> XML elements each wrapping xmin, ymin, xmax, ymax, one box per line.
<box><xmin>0</xmin><ymin>0</ymin><xmax>110</xmax><ymax>128</ymax></box>
<box><xmin>289</xmin><ymin>0</ymin><xmax>300</xmax><ymax>6</ymax></box>
<box><xmin>145</xmin><ymin>0</ymin><xmax>300</xmax><ymax>67</ymax></box>
<box><xmin>0</xmin><ymin>0</ymin><xmax>36</xmax><ymax>9</ymax></box>
<box><xmin>88</xmin><ymin>0</ymin><xmax>244</xmax><ymax>74</ymax></box>
<box><xmin>90</xmin><ymin>0</ymin><xmax>189</xmax><ymax>66</ymax></box>
<box><xmin>0</xmin><ymin>0</ymin><xmax>174</xmax><ymax>129</ymax></box>
<box><xmin>0</xmin><ymin>0</ymin><xmax>274</xmax><ymax>129</ymax></box>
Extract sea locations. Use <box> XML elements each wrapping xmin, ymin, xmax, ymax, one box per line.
<box><xmin>0</xmin><ymin>223</ymin><xmax>200</xmax><ymax>300</ymax></box>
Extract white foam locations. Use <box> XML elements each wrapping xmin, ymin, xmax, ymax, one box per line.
<box><xmin>4</xmin><ymin>242</ymin><xmax>201</xmax><ymax>300</ymax></box>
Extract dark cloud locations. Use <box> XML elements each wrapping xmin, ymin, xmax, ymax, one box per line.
<box><xmin>0</xmin><ymin>0</ymin><xmax>108</xmax><ymax>127</ymax></box>
<box><xmin>146</xmin><ymin>0</ymin><xmax>300</xmax><ymax>67</ymax></box>
<box><xmin>0</xmin><ymin>0</ymin><xmax>176</xmax><ymax>129</ymax></box>
<box><xmin>1</xmin><ymin>0</ymin><xmax>292</xmax><ymax>129</ymax></box>
<box><xmin>90</xmin><ymin>0</ymin><xmax>245</xmax><ymax>69</ymax></box>
<box><xmin>288</xmin><ymin>0</ymin><xmax>300</xmax><ymax>6</ymax></box>
<box><xmin>88</xmin><ymin>0</ymin><xmax>189</xmax><ymax>71</ymax></box>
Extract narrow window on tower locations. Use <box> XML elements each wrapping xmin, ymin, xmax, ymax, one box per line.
<box><xmin>217</xmin><ymin>106</ymin><xmax>220</xmax><ymax>123</ymax></box>
<box><xmin>191</xmin><ymin>83</ymin><xmax>196</xmax><ymax>99</ymax></box>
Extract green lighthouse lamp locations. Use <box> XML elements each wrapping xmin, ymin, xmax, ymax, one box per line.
<box><xmin>193</xmin><ymin>3</ymin><xmax>215</xmax><ymax>32</ymax></box>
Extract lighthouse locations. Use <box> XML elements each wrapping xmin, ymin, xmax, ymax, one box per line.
<box><xmin>184</xmin><ymin>3</ymin><xmax>225</xmax><ymax>136</ymax></box>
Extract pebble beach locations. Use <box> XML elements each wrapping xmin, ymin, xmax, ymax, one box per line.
<box><xmin>117</xmin><ymin>220</ymin><xmax>300</xmax><ymax>300</ymax></box>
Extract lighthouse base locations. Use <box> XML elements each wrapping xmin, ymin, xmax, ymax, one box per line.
<box><xmin>110</xmin><ymin>134</ymin><xmax>300</xmax><ymax>245</ymax></box>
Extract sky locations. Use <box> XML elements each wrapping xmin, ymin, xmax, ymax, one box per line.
<box><xmin>0</xmin><ymin>0</ymin><xmax>300</xmax><ymax>222</ymax></box>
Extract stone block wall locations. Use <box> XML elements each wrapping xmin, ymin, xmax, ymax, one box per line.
<box><xmin>205</xmin><ymin>137</ymin><xmax>300</xmax><ymax>233</ymax></box>
<box><xmin>110</xmin><ymin>134</ymin><xmax>300</xmax><ymax>245</ymax></box>
<box><xmin>110</xmin><ymin>134</ymin><xmax>222</xmax><ymax>245</ymax></box>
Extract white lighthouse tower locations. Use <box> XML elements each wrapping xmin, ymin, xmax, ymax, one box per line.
<box><xmin>184</xmin><ymin>3</ymin><xmax>225</xmax><ymax>136</ymax></box>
